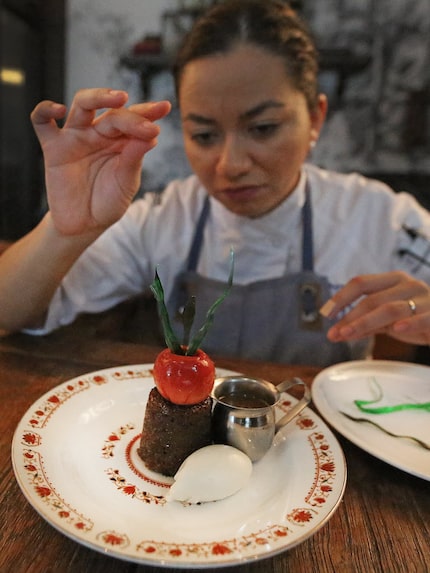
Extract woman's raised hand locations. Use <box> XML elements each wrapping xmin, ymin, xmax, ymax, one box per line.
<box><xmin>320</xmin><ymin>271</ymin><xmax>430</xmax><ymax>345</ymax></box>
<box><xmin>31</xmin><ymin>88</ymin><xmax>171</xmax><ymax>236</ymax></box>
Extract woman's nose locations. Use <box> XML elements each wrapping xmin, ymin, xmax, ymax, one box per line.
<box><xmin>216</xmin><ymin>135</ymin><xmax>251</xmax><ymax>179</ymax></box>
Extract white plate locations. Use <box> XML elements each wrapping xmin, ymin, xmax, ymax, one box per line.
<box><xmin>12</xmin><ymin>364</ymin><xmax>346</xmax><ymax>569</ymax></box>
<box><xmin>312</xmin><ymin>360</ymin><xmax>430</xmax><ymax>481</ymax></box>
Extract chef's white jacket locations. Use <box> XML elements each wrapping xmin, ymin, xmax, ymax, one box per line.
<box><xmin>33</xmin><ymin>163</ymin><xmax>430</xmax><ymax>334</ymax></box>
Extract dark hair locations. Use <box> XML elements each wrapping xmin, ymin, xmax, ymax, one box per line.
<box><xmin>173</xmin><ymin>0</ymin><xmax>319</xmax><ymax>112</ymax></box>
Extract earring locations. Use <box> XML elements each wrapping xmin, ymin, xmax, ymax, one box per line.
<box><xmin>310</xmin><ymin>140</ymin><xmax>317</xmax><ymax>149</ymax></box>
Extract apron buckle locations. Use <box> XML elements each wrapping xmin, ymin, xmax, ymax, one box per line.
<box><xmin>299</xmin><ymin>282</ymin><xmax>322</xmax><ymax>330</ymax></box>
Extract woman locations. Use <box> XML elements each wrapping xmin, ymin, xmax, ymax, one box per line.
<box><xmin>1</xmin><ymin>0</ymin><xmax>430</xmax><ymax>366</ymax></box>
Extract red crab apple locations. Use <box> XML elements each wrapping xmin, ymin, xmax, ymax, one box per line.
<box><xmin>153</xmin><ymin>347</ymin><xmax>215</xmax><ymax>405</ymax></box>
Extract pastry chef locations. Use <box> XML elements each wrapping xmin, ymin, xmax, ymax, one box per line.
<box><xmin>1</xmin><ymin>0</ymin><xmax>430</xmax><ymax>366</ymax></box>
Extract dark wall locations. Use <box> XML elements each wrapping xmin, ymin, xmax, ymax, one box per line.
<box><xmin>0</xmin><ymin>0</ymin><xmax>65</xmax><ymax>240</ymax></box>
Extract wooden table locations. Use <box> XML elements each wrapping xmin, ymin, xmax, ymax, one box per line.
<box><xmin>1</xmin><ymin>328</ymin><xmax>429</xmax><ymax>573</ymax></box>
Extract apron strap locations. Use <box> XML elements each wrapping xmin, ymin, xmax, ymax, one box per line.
<box><xmin>300</xmin><ymin>180</ymin><xmax>321</xmax><ymax>326</ymax></box>
<box><xmin>301</xmin><ymin>180</ymin><xmax>314</xmax><ymax>272</ymax></box>
<box><xmin>186</xmin><ymin>196</ymin><xmax>210</xmax><ymax>271</ymax></box>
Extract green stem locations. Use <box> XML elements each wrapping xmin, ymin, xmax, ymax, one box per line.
<box><xmin>186</xmin><ymin>249</ymin><xmax>234</xmax><ymax>356</ymax></box>
<box><xmin>354</xmin><ymin>377</ymin><xmax>430</xmax><ymax>414</ymax></box>
<box><xmin>150</xmin><ymin>270</ymin><xmax>183</xmax><ymax>354</ymax></box>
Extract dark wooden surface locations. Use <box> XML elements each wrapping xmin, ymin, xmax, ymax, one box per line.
<box><xmin>1</xmin><ymin>325</ymin><xmax>429</xmax><ymax>573</ymax></box>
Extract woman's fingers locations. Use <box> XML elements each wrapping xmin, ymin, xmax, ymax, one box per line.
<box><xmin>30</xmin><ymin>90</ymin><xmax>129</xmax><ymax>145</ymax></box>
<box><xmin>31</xmin><ymin>90</ymin><xmax>172</xmax><ymax>149</ymax></box>
<box><xmin>64</xmin><ymin>89</ymin><xmax>170</xmax><ymax>133</ymax></box>
<box><xmin>30</xmin><ymin>92</ymin><xmax>172</xmax><ymax>176</ymax></box>
<box><xmin>93</xmin><ymin>113</ymin><xmax>160</xmax><ymax>140</ymax></box>
<box><xmin>391</xmin><ymin>312</ymin><xmax>430</xmax><ymax>344</ymax></box>
<box><xmin>128</xmin><ymin>100</ymin><xmax>172</xmax><ymax>121</ymax></box>
<box><xmin>64</xmin><ymin>89</ymin><xmax>129</xmax><ymax>128</ymax></box>
<box><xmin>326</xmin><ymin>298</ymin><xmax>417</xmax><ymax>341</ymax></box>
<box><xmin>30</xmin><ymin>100</ymin><xmax>67</xmax><ymax>143</ymax></box>
<box><xmin>93</xmin><ymin>101</ymin><xmax>171</xmax><ymax>140</ymax></box>
<box><xmin>320</xmin><ymin>272</ymin><xmax>409</xmax><ymax>319</ymax></box>
<box><xmin>322</xmin><ymin>271</ymin><xmax>430</xmax><ymax>342</ymax></box>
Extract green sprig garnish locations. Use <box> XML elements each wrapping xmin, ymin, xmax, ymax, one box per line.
<box><xmin>181</xmin><ymin>295</ymin><xmax>196</xmax><ymax>347</ymax></box>
<box><xmin>150</xmin><ymin>270</ymin><xmax>182</xmax><ymax>354</ymax></box>
<box><xmin>150</xmin><ymin>249</ymin><xmax>234</xmax><ymax>356</ymax></box>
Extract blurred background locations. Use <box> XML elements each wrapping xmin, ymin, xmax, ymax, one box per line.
<box><xmin>1</xmin><ymin>0</ymin><xmax>430</xmax><ymax>241</ymax></box>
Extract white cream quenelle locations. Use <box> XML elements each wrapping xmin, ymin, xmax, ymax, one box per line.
<box><xmin>166</xmin><ymin>444</ymin><xmax>253</xmax><ymax>504</ymax></box>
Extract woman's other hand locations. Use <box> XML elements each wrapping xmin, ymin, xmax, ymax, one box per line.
<box><xmin>320</xmin><ymin>271</ymin><xmax>430</xmax><ymax>345</ymax></box>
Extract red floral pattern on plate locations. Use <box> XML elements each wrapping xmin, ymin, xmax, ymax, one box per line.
<box><xmin>97</xmin><ymin>531</ymin><xmax>130</xmax><ymax>549</ymax></box>
<box><xmin>26</xmin><ymin>368</ymin><xmax>153</xmax><ymax>430</ymax></box>
<box><xmin>136</xmin><ymin>525</ymin><xmax>291</xmax><ymax>560</ymax></box>
<box><xmin>21</xmin><ymin>448</ymin><xmax>93</xmax><ymax>531</ymax></box>
<box><xmin>304</xmin><ymin>432</ymin><xmax>337</xmax><ymax>507</ymax></box>
<box><xmin>106</xmin><ymin>468</ymin><xmax>167</xmax><ymax>505</ymax></box>
<box><xmin>101</xmin><ymin>423</ymin><xmax>136</xmax><ymax>458</ymax></box>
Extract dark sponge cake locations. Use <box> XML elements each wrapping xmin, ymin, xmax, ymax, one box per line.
<box><xmin>138</xmin><ymin>387</ymin><xmax>213</xmax><ymax>476</ymax></box>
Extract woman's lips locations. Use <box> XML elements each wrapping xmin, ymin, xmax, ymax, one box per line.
<box><xmin>220</xmin><ymin>185</ymin><xmax>263</xmax><ymax>201</ymax></box>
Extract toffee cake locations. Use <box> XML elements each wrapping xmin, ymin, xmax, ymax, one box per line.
<box><xmin>138</xmin><ymin>387</ymin><xmax>213</xmax><ymax>476</ymax></box>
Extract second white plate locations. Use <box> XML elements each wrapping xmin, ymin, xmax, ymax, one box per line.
<box><xmin>312</xmin><ymin>360</ymin><xmax>430</xmax><ymax>481</ymax></box>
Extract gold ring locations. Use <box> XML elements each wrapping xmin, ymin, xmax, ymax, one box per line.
<box><xmin>407</xmin><ymin>299</ymin><xmax>417</xmax><ymax>315</ymax></box>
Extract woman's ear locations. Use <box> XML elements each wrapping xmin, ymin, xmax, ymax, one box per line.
<box><xmin>310</xmin><ymin>93</ymin><xmax>328</xmax><ymax>144</ymax></box>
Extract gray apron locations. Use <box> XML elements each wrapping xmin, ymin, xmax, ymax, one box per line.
<box><xmin>168</xmin><ymin>185</ymin><xmax>368</xmax><ymax>367</ymax></box>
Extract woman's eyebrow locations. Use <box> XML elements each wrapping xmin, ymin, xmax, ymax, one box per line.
<box><xmin>183</xmin><ymin>101</ymin><xmax>286</xmax><ymax>125</ymax></box>
<box><xmin>183</xmin><ymin>113</ymin><xmax>215</xmax><ymax>125</ymax></box>
<box><xmin>241</xmin><ymin>100</ymin><xmax>285</xmax><ymax>120</ymax></box>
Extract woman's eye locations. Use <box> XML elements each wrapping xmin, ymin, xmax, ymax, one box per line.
<box><xmin>190</xmin><ymin>131</ymin><xmax>218</xmax><ymax>146</ymax></box>
<box><xmin>250</xmin><ymin>123</ymin><xmax>279</xmax><ymax>138</ymax></box>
